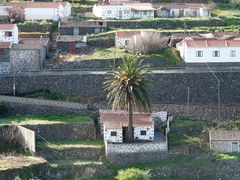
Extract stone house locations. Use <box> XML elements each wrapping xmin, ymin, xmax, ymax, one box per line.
<box><xmin>100</xmin><ymin>110</ymin><xmax>154</xmax><ymax>143</ymax></box>
<box><xmin>59</xmin><ymin>21</ymin><xmax>107</xmax><ymax>36</ymax></box>
<box><xmin>0</xmin><ymin>24</ymin><xmax>18</xmax><ymax>44</ymax></box>
<box><xmin>93</xmin><ymin>3</ymin><xmax>155</xmax><ymax>20</ymax></box>
<box><xmin>0</xmin><ymin>42</ymin><xmax>11</xmax><ymax>73</ymax></box>
<box><xmin>155</xmin><ymin>3</ymin><xmax>211</xmax><ymax>18</ymax></box>
<box><xmin>10</xmin><ymin>38</ymin><xmax>49</xmax><ymax>72</ymax></box>
<box><xmin>56</xmin><ymin>35</ymin><xmax>87</xmax><ymax>54</ymax></box>
<box><xmin>210</xmin><ymin>130</ymin><xmax>240</xmax><ymax>153</ymax></box>
<box><xmin>24</xmin><ymin>2</ymin><xmax>71</xmax><ymax>21</ymax></box>
<box><xmin>176</xmin><ymin>38</ymin><xmax>240</xmax><ymax>63</ymax></box>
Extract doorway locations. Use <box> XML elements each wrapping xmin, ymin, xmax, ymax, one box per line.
<box><xmin>232</xmin><ymin>142</ymin><xmax>238</xmax><ymax>152</ymax></box>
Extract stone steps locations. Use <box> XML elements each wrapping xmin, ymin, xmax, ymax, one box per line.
<box><xmin>48</xmin><ymin>159</ymin><xmax>112</xmax><ymax>179</ymax></box>
<box><xmin>36</xmin><ymin>140</ymin><xmax>104</xmax><ymax>161</ymax></box>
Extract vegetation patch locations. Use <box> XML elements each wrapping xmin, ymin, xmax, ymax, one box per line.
<box><xmin>0</xmin><ymin>115</ymin><xmax>92</xmax><ymax>126</ymax></box>
<box><xmin>50</xmin><ymin>159</ymin><xmax>102</xmax><ymax>168</ymax></box>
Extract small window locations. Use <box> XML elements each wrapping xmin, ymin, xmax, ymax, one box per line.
<box><xmin>140</xmin><ymin>130</ymin><xmax>147</xmax><ymax>136</ymax></box>
<box><xmin>230</xmin><ymin>50</ymin><xmax>236</xmax><ymax>57</ymax></box>
<box><xmin>125</xmin><ymin>39</ymin><xmax>129</xmax><ymax>46</ymax></box>
<box><xmin>196</xmin><ymin>51</ymin><xmax>203</xmax><ymax>57</ymax></box>
<box><xmin>143</xmin><ymin>11</ymin><xmax>147</xmax><ymax>15</ymax></box>
<box><xmin>111</xmin><ymin>131</ymin><xmax>117</xmax><ymax>136</ymax></box>
<box><xmin>5</xmin><ymin>31</ymin><xmax>12</xmax><ymax>37</ymax></box>
<box><xmin>107</xmin><ymin>10</ymin><xmax>112</xmax><ymax>14</ymax></box>
<box><xmin>213</xmin><ymin>51</ymin><xmax>220</xmax><ymax>57</ymax></box>
<box><xmin>134</xmin><ymin>11</ymin><xmax>138</xmax><ymax>15</ymax></box>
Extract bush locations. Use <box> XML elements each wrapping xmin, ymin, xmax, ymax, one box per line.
<box><xmin>230</xmin><ymin>0</ymin><xmax>240</xmax><ymax>9</ymax></box>
<box><xmin>116</xmin><ymin>168</ymin><xmax>149</xmax><ymax>180</ymax></box>
<box><xmin>0</xmin><ymin>103</ymin><xmax>8</xmax><ymax>116</ymax></box>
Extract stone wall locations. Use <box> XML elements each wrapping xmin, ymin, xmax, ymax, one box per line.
<box><xmin>210</xmin><ymin>140</ymin><xmax>240</xmax><ymax>153</ymax></box>
<box><xmin>60</xmin><ymin>27</ymin><xmax>106</xmax><ymax>36</ymax></box>
<box><xmin>1</xmin><ymin>72</ymin><xmax>240</xmax><ymax>120</ymax></box>
<box><xmin>25</xmin><ymin>123</ymin><xmax>96</xmax><ymax>141</ymax></box>
<box><xmin>0</xmin><ymin>62</ymin><xmax>10</xmax><ymax>74</ymax></box>
<box><xmin>0</xmin><ymin>95</ymin><xmax>88</xmax><ymax>116</ymax></box>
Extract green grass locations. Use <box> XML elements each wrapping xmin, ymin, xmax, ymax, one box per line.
<box><xmin>90</xmin><ymin>48</ymin><xmax>127</xmax><ymax>60</ymax></box>
<box><xmin>37</xmin><ymin>140</ymin><xmax>104</xmax><ymax>150</ymax></box>
<box><xmin>50</xmin><ymin>159</ymin><xmax>102</xmax><ymax>167</ymax></box>
<box><xmin>214</xmin><ymin>152</ymin><xmax>240</xmax><ymax>160</ymax></box>
<box><xmin>171</xmin><ymin>119</ymin><xmax>204</xmax><ymax>128</ymax></box>
<box><xmin>0</xmin><ymin>115</ymin><xmax>92</xmax><ymax>126</ymax></box>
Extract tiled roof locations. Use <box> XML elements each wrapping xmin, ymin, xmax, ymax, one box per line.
<box><xmin>156</xmin><ymin>3</ymin><xmax>207</xmax><ymax>9</ymax></box>
<box><xmin>116</xmin><ymin>31</ymin><xmax>141</xmax><ymax>38</ymax></box>
<box><xmin>25</xmin><ymin>2</ymin><xmax>61</xmax><ymax>9</ymax></box>
<box><xmin>56</xmin><ymin>35</ymin><xmax>87</xmax><ymax>42</ymax></box>
<box><xmin>126</xmin><ymin>3</ymin><xmax>156</xmax><ymax>11</ymax></box>
<box><xmin>178</xmin><ymin>38</ymin><xmax>240</xmax><ymax>48</ymax></box>
<box><xmin>100</xmin><ymin>110</ymin><xmax>153</xmax><ymax>129</ymax></box>
<box><xmin>0</xmin><ymin>24</ymin><xmax>15</xmax><ymax>30</ymax></box>
<box><xmin>60</xmin><ymin>21</ymin><xmax>107</xmax><ymax>28</ymax></box>
<box><xmin>12</xmin><ymin>38</ymin><xmax>49</xmax><ymax>50</ymax></box>
<box><xmin>0</xmin><ymin>42</ymin><xmax>11</xmax><ymax>49</ymax></box>
<box><xmin>210</xmin><ymin>130</ymin><xmax>240</xmax><ymax>141</ymax></box>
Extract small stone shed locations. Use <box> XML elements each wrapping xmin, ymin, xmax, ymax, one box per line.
<box><xmin>210</xmin><ymin>130</ymin><xmax>240</xmax><ymax>153</ymax></box>
<box><xmin>100</xmin><ymin>110</ymin><xmax>154</xmax><ymax>143</ymax></box>
<box><xmin>56</xmin><ymin>35</ymin><xmax>87</xmax><ymax>54</ymax></box>
<box><xmin>59</xmin><ymin>21</ymin><xmax>107</xmax><ymax>36</ymax></box>
<box><xmin>10</xmin><ymin>38</ymin><xmax>49</xmax><ymax>72</ymax></box>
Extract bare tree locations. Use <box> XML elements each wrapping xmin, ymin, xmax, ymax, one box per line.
<box><xmin>126</xmin><ymin>32</ymin><xmax>169</xmax><ymax>55</ymax></box>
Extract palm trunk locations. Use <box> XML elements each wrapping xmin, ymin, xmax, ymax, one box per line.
<box><xmin>128</xmin><ymin>95</ymin><xmax>133</xmax><ymax>142</ymax></box>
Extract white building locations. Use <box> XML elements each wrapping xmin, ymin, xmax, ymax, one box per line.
<box><xmin>157</xmin><ymin>3</ymin><xmax>211</xmax><ymax>18</ymax></box>
<box><xmin>100</xmin><ymin>110</ymin><xmax>154</xmax><ymax>143</ymax></box>
<box><xmin>93</xmin><ymin>3</ymin><xmax>155</xmax><ymax>20</ymax></box>
<box><xmin>115</xmin><ymin>31</ymin><xmax>141</xmax><ymax>48</ymax></box>
<box><xmin>176</xmin><ymin>38</ymin><xmax>240</xmax><ymax>63</ymax></box>
<box><xmin>24</xmin><ymin>2</ymin><xmax>71</xmax><ymax>21</ymax></box>
<box><xmin>0</xmin><ymin>24</ymin><xmax>18</xmax><ymax>44</ymax></box>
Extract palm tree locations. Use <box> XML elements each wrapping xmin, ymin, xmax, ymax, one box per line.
<box><xmin>104</xmin><ymin>56</ymin><xmax>152</xmax><ymax>142</ymax></box>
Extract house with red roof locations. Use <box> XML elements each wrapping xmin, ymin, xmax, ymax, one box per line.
<box><xmin>176</xmin><ymin>38</ymin><xmax>240</xmax><ymax>63</ymax></box>
<box><xmin>115</xmin><ymin>31</ymin><xmax>141</xmax><ymax>48</ymax></box>
<box><xmin>24</xmin><ymin>2</ymin><xmax>71</xmax><ymax>21</ymax></box>
<box><xmin>0</xmin><ymin>24</ymin><xmax>18</xmax><ymax>44</ymax></box>
<box><xmin>93</xmin><ymin>2</ymin><xmax>155</xmax><ymax>20</ymax></box>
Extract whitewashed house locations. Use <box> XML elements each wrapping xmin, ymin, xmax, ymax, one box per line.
<box><xmin>100</xmin><ymin>110</ymin><xmax>154</xmax><ymax>143</ymax></box>
<box><xmin>156</xmin><ymin>3</ymin><xmax>211</xmax><ymax>18</ymax></box>
<box><xmin>24</xmin><ymin>2</ymin><xmax>71</xmax><ymax>21</ymax></box>
<box><xmin>115</xmin><ymin>31</ymin><xmax>141</xmax><ymax>48</ymax></box>
<box><xmin>210</xmin><ymin>130</ymin><xmax>240</xmax><ymax>153</ymax></box>
<box><xmin>93</xmin><ymin>3</ymin><xmax>155</xmax><ymax>20</ymax></box>
<box><xmin>0</xmin><ymin>24</ymin><xmax>18</xmax><ymax>44</ymax></box>
<box><xmin>176</xmin><ymin>38</ymin><xmax>240</xmax><ymax>63</ymax></box>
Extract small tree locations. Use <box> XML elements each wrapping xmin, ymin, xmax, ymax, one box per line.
<box><xmin>116</xmin><ymin>168</ymin><xmax>150</xmax><ymax>180</ymax></box>
<box><xmin>126</xmin><ymin>32</ymin><xmax>169</xmax><ymax>55</ymax></box>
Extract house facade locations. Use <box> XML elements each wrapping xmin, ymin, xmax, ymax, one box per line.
<box><xmin>210</xmin><ymin>130</ymin><xmax>240</xmax><ymax>153</ymax></box>
<box><xmin>56</xmin><ymin>35</ymin><xmax>87</xmax><ymax>54</ymax></box>
<box><xmin>176</xmin><ymin>38</ymin><xmax>240</xmax><ymax>63</ymax></box>
<box><xmin>93</xmin><ymin>3</ymin><xmax>155</xmax><ymax>20</ymax></box>
<box><xmin>59</xmin><ymin>21</ymin><xmax>107</xmax><ymax>36</ymax></box>
<box><xmin>115</xmin><ymin>31</ymin><xmax>141</xmax><ymax>48</ymax></box>
<box><xmin>156</xmin><ymin>3</ymin><xmax>211</xmax><ymax>18</ymax></box>
<box><xmin>100</xmin><ymin>110</ymin><xmax>154</xmax><ymax>143</ymax></box>
<box><xmin>24</xmin><ymin>2</ymin><xmax>71</xmax><ymax>21</ymax></box>
<box><xmin>0</xmin><ymin>24</ymin><xmax>18</xmax><ymax>44</ymax></box>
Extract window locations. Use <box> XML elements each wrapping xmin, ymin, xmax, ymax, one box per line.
<box><xmin>124</xmin><ymin>10</ymin><xmax>130</xmax><ymax>14</ymax></box>
<box><xmin>143</xmin><ymin>11</ymin><xmax>147</xmax><ymax>15</ymax></box>
<box><xmin>230</xmin><ymin>50</ymin><xmax>236</xmax><ymax>57</ymax></box>
<box><xmin>107</xmin><ymin>10</ymin><xmax>112</xmax><ymax>14</ymax></box>
<box><xmin>213</xmin><ymin>51</ymin><xmax>220</xmax><ymax>57</ymax></box>
<box><xmin>232</xmin><ymin>142</ymin><xmax>238</xmax><ymax>152</ymax></box>
<box><xmin>111</xmin><ymin>131</ymin><xmax>117</xmax><ymax>136</ymax></box>
<box><xmin>196</xmin><ymin>51</ymin><xmax>203</xmax><ymax>57</ymax></box>
<box><xmin>140</xmin><ymin>130</ymin><xmax>147</xmax><ymax>136</ymax></box>
<box><xmin>125</xmin><ymin>39</ymin><xmax>129</xmax><ymax>46</ymax></box>
<box><xmin>5</xmin><ymin>31</ymin><xmax>12</xmax><ymax>37</ymax></box>
<box><xmin>134</xmin><ymin>11</ymin><xmax>138</xmax><ymax>15</ymax></box>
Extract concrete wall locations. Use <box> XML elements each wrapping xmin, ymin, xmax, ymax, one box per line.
<box><xmin>210</xmin><ymin>140</ymin><xmax>240</xmax><ymax>153</ymax></box>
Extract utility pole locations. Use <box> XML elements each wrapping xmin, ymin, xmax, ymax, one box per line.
<box><xmin>206</xmin><ymin>63</ymin><xmax>221</xmax><ymax>119</ymax></box>
<box><xmin>187</xmin><ymin>86</ymin><xmax>190</xmax><ymax>118</ymax></box>
<box><xmin>12</xmin><ymin>60</ymin><xmax>16</xmax><ymax>96</ymax></box>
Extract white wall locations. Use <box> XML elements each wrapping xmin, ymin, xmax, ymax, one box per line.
<box><xmin>0</xmin><ymin>6</ymin><xmax>11</xmax><ymax>16</ymax></box>
<box><xmin>24</xmin><ymin>5</ymin><xmax>67</xmax><ymax>21</ymax></box>
<box><xmin>116</xmin><ymin>37</ymin><xmax>132</xmax><ymax>48</ymax></box>
<box><xmin>104</xmin><ymin>127</ymin><xmax>123</xmax><ymax>143</ymax></box>
<box><xmin>177</xmin><ymin>43</ymin><xmax>240</xmax><ymax>63</ymax></box>
<box><xmin>62</xmin><ymin>3</ymin><xmax>72</xmax><ymax>17</ymax></box>
<box><xmin>134</xmin><ymin>126</ymin><xmax>154</xmax><ymax>141</ymax></box>
<box><xmin>0</xmin><ymin>25</ymin><xmax>18</xmax><ymax>44</ymax></box>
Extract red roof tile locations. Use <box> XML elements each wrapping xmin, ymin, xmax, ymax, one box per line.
<box><xmin>116</xmin><ymin>31</ymin><xmax>141</xmax><ymax>38</ymax></box>
<box><xmin>25</xmin><ymin>3</ymin><xmax>61</xmax><ymax>9</ymax></box>
<box><xmin>0</xmin><ymin>42</ymin><xmax>11</xmax><ymax>49</ymax></box>
<box><xmin>0</xmin><ymin>24</ymin><xmax>15</xmax><ymax>30</ymax></box>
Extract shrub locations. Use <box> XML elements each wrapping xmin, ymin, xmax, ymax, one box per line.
<box><xmin>0</xmin><ymin>103</ymin><xmax>8</xmax><ymax>116</ymax></box>
<box><xmin>116</xmin><ymin>168</ymin><xmax>149</xmax><ymax>180</ymax></box>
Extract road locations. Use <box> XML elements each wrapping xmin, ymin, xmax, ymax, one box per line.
<box><xmin>1</xmin><ymin>66</ymin><xmax>240</xmax><ymax>77</ymax></box>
